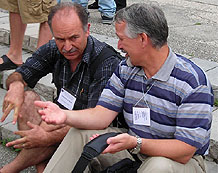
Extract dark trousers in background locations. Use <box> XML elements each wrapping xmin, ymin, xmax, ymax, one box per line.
<box><xmin>115</xmin><ymin>0</ymin><xmax>126</xmax><ymax>11</ymax></box>
<box><xmin>89</xmin><ymin>0</ymin><xmax>126</xmax><ymax>11</ymax></box>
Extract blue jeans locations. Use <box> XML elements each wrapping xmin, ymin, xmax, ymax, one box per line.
<box><xmin>57</xmin><ymin>0</ymin><xmax>116</xmax><ymax>18</ymax></box>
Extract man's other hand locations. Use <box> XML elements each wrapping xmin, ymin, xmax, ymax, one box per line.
<box><xmin>103</xmin><ymin>133</ymin><xmax>137</xmax><ymax>154</ymax></box>
<box><xmin>6</xmin><ymin>121</ymin><xmax>49</xmax><ymax>149</ymax></box>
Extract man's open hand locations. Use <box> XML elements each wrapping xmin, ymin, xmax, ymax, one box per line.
<box><xmin>34</xmin><ymin>101</ymin><xmax>67</xmax><ymax>125</ymax></box>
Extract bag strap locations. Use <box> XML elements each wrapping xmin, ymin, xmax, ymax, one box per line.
<box><xmin>71</xmin><ymin>132</ymin><xmax>120</xmax><ymax>173</ymax></box>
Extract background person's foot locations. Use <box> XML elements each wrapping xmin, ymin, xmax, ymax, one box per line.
<box><xmin>101</xmin><ymin>15</ymin><xmax>113</xmax><ymax>25</ymax></box>
<box><xmin>0</xmin><ymin>55</ymin><xmax>20</xmax><ymax>71</ymax></box>
<box><xmin>88</xmin><ymin>1</ymin><xmax>99</xmax><ymax>9</ymax></box>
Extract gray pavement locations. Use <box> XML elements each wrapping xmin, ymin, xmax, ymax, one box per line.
<box><xmin>0</xmin><ymin>0</ymin><xmax>218</xmax><ymax>172</ymax></box>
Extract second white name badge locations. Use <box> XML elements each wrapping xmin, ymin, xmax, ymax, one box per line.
<box><xmin>133</xmin><ymin>107</ymin><xmax>151</xmax><ymax>126</ymax></box>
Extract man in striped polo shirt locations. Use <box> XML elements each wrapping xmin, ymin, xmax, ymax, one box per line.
<box><xmin>35</xmin><ymin>3</ymin><xmax>213</xmax><ymax>173</ymax></box>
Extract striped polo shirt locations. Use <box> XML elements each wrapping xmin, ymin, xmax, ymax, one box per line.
<box><xmin>97</xmin><ymin>48</ymin><xmax>214</xmax><ymax>155</ymax></box>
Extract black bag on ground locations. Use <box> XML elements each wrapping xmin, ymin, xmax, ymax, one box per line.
<box><xmin>71</xmin><ymin>132</ymin><xmax>141</xmax><ymax>173</ymax></box>
<box><xmin>100</xmin><ymin>158</ymin><xmax>141</xmax><ymax>173</ymax></box>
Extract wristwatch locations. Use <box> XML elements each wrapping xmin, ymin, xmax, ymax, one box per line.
<box><xmin>129</xmin><ymin>136</ymin><xmax>142</xmax><ymax>154</ymax></box>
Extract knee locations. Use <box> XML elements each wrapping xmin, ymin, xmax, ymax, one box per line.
<box><xmin>24</xmin><ymin>90</ymin><xmax>40</xmax><ymax>103</ymax></box>
<box><xmin>68</xmin><ymin>128</ymin><xmax>100</xmax><ymax>143</ymax></box>
<box><xmin>139</xmin><ymin>157</ymin><xmax>174</xmax><ymax>173</ymax></box>
<box><xmin>66</xmin><ymin>128</ymin><xmax>84</xmax><ymax>140</ymax></box>
<box><xmin>18</xmin><ymin>91</ymin><xmax>41</xmax><ymax>129</ymax></box>
<box><xmin>21</xmin><ymin>90</ymin><xmax>40</xmax><ymax>109</ymax></box>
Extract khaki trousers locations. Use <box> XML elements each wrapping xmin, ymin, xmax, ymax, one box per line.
<box><xmin>44</xmin><ymin>127</ymin><xmax>206</xmax><ymax>173</ymax></box>
<box><xmin>0</xmin><ymin>0</ymin><xmax>57</xmax><ymax>23</ymax></box>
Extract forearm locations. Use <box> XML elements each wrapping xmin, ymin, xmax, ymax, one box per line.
<box><xmin>64</xmin><ymin>109</ymin><xmax>109</xmax><ymax>129</ymax></box>
<box><xmin>140</xmin><ymin>138</ymin><xmax>196</xmax><ymax>164</ymax></box>
<box><xmin>36</xmin><ymin>102</ymin><xmax>117</xmax><ymax>130</ymax></box>
<box><xmin>6</xmin><ymin>72</ymin><xmax>26</xmax><ymax>90</ymax></box>
<box><xmin>63</xmin><ymin>106</ymin><xmax>115</xmax><ymax>129</ymax></box>
<box><xmin>45</xmin><ymin>125</ymin><xmax>71</xmax><ymax>146</ymax></box>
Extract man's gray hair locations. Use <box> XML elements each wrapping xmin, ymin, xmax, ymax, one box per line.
<box><xmin>48</xmin><ymin>2</ymin><xmax>88</xmax><ymax>33</ymax></box>
<box><xmin>115</xmin><ymin>3</ymin><xmax>168</xmax><ymax>48</ymax></box>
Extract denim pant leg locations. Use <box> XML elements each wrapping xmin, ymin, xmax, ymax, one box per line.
<box><xmin>71</xmin><ymin>0</ymin><xmax>88</xmax><ymax>8</ymax></box>
<box><xmin>98</xmin><ymin>0</ymin><xmax>116</xmax><ymax>18</ymax></box>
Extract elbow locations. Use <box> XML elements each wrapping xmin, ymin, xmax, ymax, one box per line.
<box><xmin>175</xmin><ymin>143</ymin><xmax>197</xmax><ymax>164</ymax></box>
<box><xmin>98</xmin><ymin>123</ymin><xmax>111</xmax><ymax>130</ymax></box>
<box><xmin>176</xmin><ymin>155</ymin><xmax>193</xmax><ymax>164</ymax></box>
<box><xmin>96</xmin><ymin>121</ymin><xmax>112</xmax><ymax>130</ymax></box>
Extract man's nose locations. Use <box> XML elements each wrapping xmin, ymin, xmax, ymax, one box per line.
<box><xmin>63</xmin><ymin>40</ymin><xmax>73</xmax><ymax>51</ymax></box>
<box><xmin>117</xmin><ymin>40</ymin><xmax>122</xmax><ymax>50</ymax></box>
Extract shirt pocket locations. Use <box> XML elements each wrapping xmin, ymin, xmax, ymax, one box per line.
<box><xmin>27</xmin><ymin>0</ymin><xmax>56</xmax><ymax>16</ymax></box>
<box><xmin>27</xmin><ymin>0</ymin><xmax>43</xmax><ymax>16</ymax></box>
<box><xmin>42</xmin><ymin>0</ymin><xmax>57</xmax><ymax>13</ymax></box>
<box><xmin>7</xmin><ymin>0</ymin><xmax>18</xmax><ymax>6</ymax></box>
<box><xmin>78</xmin><ymin>89</ymin><xmax>89</xmax><ymax>106</ymax></box>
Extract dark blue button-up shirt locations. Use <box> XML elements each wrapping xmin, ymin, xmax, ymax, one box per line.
<box><xmin>16</xmin><ymin>35</ymin><xmax>121</xmax><ymax>110</ymax></box>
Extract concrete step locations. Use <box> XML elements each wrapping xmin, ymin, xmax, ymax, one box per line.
<box><xmin>0</xmin><ymin>45</ymin><xmax>56</xmax><ymax>101</ymax></box>
<box><xmin>207</xmin><ymin>108</ymin><xmax>218</xmax><ymax>163</ymax></box>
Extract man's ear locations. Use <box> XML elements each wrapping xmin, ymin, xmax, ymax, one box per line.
<box><xmin>86</xmin><ymin>23</ymin><xmax>91</xmax><ymax>36</ymax></box>
<box><xmin>139</xmin><ymin>33</ymin><xmax>148</xmax><ymax>48</ymax></box>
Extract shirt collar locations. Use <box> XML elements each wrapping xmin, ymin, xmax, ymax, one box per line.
<box><xmin>125</xmin><ymin>48</ymin><xmax>177</xmax><ymax>81</ymax></box>
<box><xmin>81</xmin><ymin>35</ymin><xmax>106</xmax><ymax>66</ymax></box>
<box><xmin>152</xmin><ymin>48</ymin><xmax>177</xmax><ymax>81</ymax></box>
<box><xmin>80</xmin><ymin>35</ymin><xmax>93</xmax><ymax>65</ymax></box>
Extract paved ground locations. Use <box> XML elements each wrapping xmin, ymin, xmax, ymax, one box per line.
<box><xmin>0</xmin><ymin>0</ymin><xmax>218</xmax><ymax>172</ymax></box>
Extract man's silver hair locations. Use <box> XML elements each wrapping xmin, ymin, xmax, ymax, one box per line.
<box><xmin>115</xmin><ymin>3</ymin><xmax>168</xmax><ymax>48</ymax></box>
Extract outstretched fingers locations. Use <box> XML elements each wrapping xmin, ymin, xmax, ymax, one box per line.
<box><xmin>13</xmin><ymin>105</ymin><xmax>21</xmax><ymax>124</ymax></box>
<box><xmin>90</xmin><ymin>134</ymin><xmax>100</xmax><ymax>141</ymax></box>
<box><xmin>34</xmin><ymin>100</ymin><xmax>49</xmax><ymax>109</ymax></box>
<box><xmin>1</xmin><ymin>103</ymin><xmax>14</xmax><ymax>123</ymax></box>
<box><xmin>6</xmin><ymin>136</ymin><xmax>26</xmax><ymax>148</ymax></box>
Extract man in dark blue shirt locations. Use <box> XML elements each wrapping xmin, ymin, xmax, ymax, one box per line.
<box><xmin>0</xmin><ymin>2</ymin><xmax>121</xmax><ymax>173</ymax></box>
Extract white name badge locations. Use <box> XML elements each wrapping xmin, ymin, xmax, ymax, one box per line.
<box><xmin>57</xmin><ymin>88</ymin><xmax>76</xmax><ymax>110</ymax></box>
<box><xmin>133</xmin><ymin>107</ymin><xmax>150</xmax><ymax>126</ymax></box>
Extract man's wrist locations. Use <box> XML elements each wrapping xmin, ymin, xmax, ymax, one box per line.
<box><xmin>9</xmin><ymin>81</ymin><xmax>25</xmax><ymax>90</ymax></box>
<box><xmin>129</xmin><ymin>135</ymin><xmax>142</xmax><ymax>154</ymax></box>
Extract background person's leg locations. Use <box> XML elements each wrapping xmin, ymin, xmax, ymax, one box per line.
<box><xmin>98</xmin><ymin>0</ymin><xmax>116</xmax><ymax>24</ymax></box>
<box><xmin>115</xmin><ymin>0</ymin><xmax>126</xmax><ymax>11</ymax></box>
<box><xmin>0</xmin><ymin>12</ymin><xmax>26</xmax><ymax>66</ymax></box>
<box><xmin>72</xmin><ymin>0</ymin><xmax>89</xmax><ymax>8</ymax></box>
<box><xmin>88</xmin><ymin>0</ymin><xmax>99</xmax><ymax>9</ymax></box>
<box><xmin>37</xmin><ymin>21</ymin><xmax>53</xmax><ymax>48</ymax></box>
